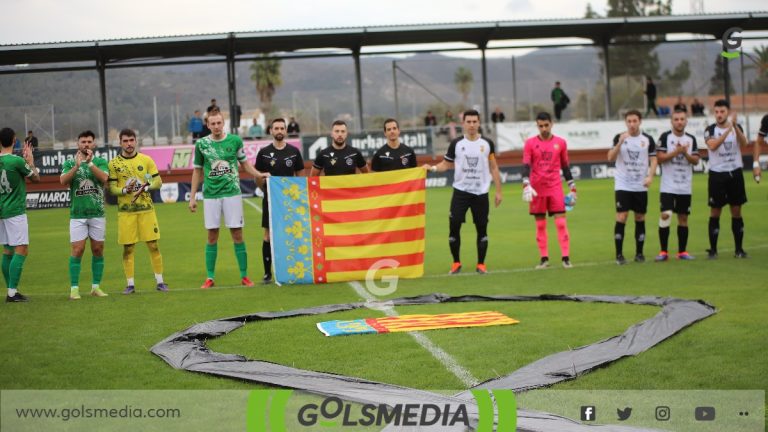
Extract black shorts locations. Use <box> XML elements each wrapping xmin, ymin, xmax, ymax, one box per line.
<box><xmin>615</xmin><ymin>190</ymin><xmax>648</xmax><ymax>214</ymax></box>
<box><xmin>708</xmin><ymin>169</ymin><xmax>747</xmax><ymax>208</ymax></box>
<box><xmin>261</xmin><ymin>194</ymin><xmax>270</xmax><ymax>229</ymax></box>
<box><xmin>660</xmin><ymin>193</ymin><xmax>692</xmax><ymax>215</ymax></box>
<box><xmin>449</xmin><ymin>188</ymin><xmax>489</xmax><ymax>225</ymax></box>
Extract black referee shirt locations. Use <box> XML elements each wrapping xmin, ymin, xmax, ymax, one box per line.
<box><xmin>370</xmin><ymin>143</ymin><xmax>417</xmax><ymax>172</ymax></box>
<box><xmin>312</xmin><ymin>144</ymin><xmax>367</xmax><ymax>176</ymax></box>
<box><xmin>255</xmin><ymin>143</ymin><xmax>304</xmax><ymax>191</ymax></box>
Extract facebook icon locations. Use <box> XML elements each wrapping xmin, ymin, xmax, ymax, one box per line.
<box><xmin>581</xmin><ymin>406</ymin><xmax>596</xmax><ymax>421</ymax></box>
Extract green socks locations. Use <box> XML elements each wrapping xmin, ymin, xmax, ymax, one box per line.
<box><xmin>2</xmin><ymin>246</ymin><xmax>13</xmax><ymax>286</ymax></box>
<box><xmin>205</xmin><ymin>243</ymin><xmax>217</xmax><ymax>279</ymax></box>
<box><xmin>234</xmin><ymin>242</ymin><xmax>247</xmax><ymax>278</ymax></box>
<box><xmin>8</xmin><ymin>254</ymin><xmax>27</xmax><ymax>289</ymax></box>
<box><xmin>69</xmin><ymin>256</ymin><xmax>82</xmax><ymax>287</ymax></box>
<box><xmin>92</xmin><ymin>256</ymin><xmax>104</xmax><ymax>286</ymax></box>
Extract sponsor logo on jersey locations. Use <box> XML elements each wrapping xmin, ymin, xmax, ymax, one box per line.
<box><xmin>464</xmin><ymin>155</ymin><xmax>479</xmax><ymax>168</ymax></box>
<box><xmin>209</xmin><ymin>160</ymin><xmax>232</xmax><ymax>177</ymax></box>
<box><xmin>75</xmin><ymin>179</ymin><xmax>99</xmax><ymax>197</ymax></box>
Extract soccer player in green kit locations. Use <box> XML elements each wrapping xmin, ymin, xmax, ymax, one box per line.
<box><xmin>189</xmin><ymin>109</ymin><xmax>269</xmax><ymax>289</ymax></box>
<box><xmin>60</xmin><ymin>130</ymin><xmax>109</xmax><ymax>299</ymax></box>
<box><xmin>0</xmin><ymin>127</ymin><xmax>40</xmax><ymax>302</ymax></box>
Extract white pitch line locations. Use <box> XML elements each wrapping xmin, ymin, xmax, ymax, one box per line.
<box><xmin>348</xmin><ymin>280</ymin><xmax>480</xmax><ymax>388</ymax></box>
<box><xmin>243</xmin><ymin>198</ymin><xmax>262</xmax><ymax>213</ymax></box>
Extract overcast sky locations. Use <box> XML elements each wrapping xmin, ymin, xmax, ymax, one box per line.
<box><xmin>1</xmin><ymin>0</ymin><xmax>765</xmax><ymax>45</ymax></box>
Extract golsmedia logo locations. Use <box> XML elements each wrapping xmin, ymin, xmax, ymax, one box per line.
<box><xmin>721</xmin><ymin>27</ymin><xmax>742</xmax><ymax>59</ymax></box>
<box><xmin>247</xmin><ymin>389</ymin><xmax>516</xmax><ymax>431</ymax></box>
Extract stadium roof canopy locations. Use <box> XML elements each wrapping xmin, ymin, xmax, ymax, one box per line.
<box><xmin>1</xmin><ymin>13</ymin><xmax>765</xmax><ymax>132</ymax></box>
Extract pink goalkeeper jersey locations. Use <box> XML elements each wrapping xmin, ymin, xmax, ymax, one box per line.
<box><xmin>523</xmin><ymin>134</ymin><xmax>569</xmax><ymax>196</ymax></box>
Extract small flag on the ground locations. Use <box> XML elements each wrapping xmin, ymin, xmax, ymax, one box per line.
<box><xmin>317</xmin><ymin>311</ymin><xmax>519</xmax><ymax>337</ymax></box>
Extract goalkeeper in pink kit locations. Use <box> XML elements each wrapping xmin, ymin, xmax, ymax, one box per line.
<box><xmin>522</xmin><ymin>112</ymin><xmax>576</xmax><ymax>269</ymax></box>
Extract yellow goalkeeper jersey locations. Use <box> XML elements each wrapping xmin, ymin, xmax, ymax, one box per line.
<box><xmin>108</xmin><ymin>153</ymin><xmax>161</xmax><ymax>213</ymax></box>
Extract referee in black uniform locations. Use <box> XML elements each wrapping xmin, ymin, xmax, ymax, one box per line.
<box><xmin>255</xmin><ymin>118</ymin><xmax>305</xmax><ymax>283</ymax></box>
<box><xmin>370</xmin><ymin>119</ymin><xmax>417</xmax><ymax>172</ymax></box>
<box><xmin>310</xmin><ymin>120</ymin><xmax>369</xmax><ymax>176</ymax></box>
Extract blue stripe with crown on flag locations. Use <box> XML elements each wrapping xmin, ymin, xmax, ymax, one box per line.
<box><xmin>268</xmin><ymin>177</ymin><xmax>314</xmax><ymax>285</ymax></box>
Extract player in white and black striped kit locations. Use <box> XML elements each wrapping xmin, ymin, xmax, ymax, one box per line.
<box><xmin>423</xmin><ymin>110</ymin><xmax>503</xmax><ymax>275</ymax></box>
<box><xmin>654</xmin><ymin>108</ymin><xmax>700</xmax><ymax>261</ymax></box>
<box><xmin>704</xmin><ymin>99</ymin><xmax>749</xmax><ymax>259</ymax></box>
<box><xmin>607</xmin><ymin>110</ymin><xmax>657</xmax><ymax>265</ymax></box>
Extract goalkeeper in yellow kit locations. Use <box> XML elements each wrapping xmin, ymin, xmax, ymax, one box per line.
<box><xmin>108</xmin><ymin>129</ymin><xmax>167</xmax><ymax>294</ymax></box>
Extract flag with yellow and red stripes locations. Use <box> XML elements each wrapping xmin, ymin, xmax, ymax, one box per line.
<box><xmin>317</xmin><ymin>311</ymin><xmax>520</xmax><ymax>336</ymax></box>
<box><xmin>268</xmin><ymin>167</ymin><xmax>426</xmax><ymax>285</ymax></box>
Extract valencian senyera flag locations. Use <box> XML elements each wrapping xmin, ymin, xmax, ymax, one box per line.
<box><xmin>317</xmin><ymin>311</ymin><xmax>520</xmax><ymax>337</ymax></box>
<box><xmin>267</xmin><ymin>167</ymin><xmax>426</xmax><ymax>285</ymax></box>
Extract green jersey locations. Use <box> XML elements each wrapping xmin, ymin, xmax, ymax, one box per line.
<box><xmin>61</xmin><ymin>157</ymin><xmax>108</xmax><ymax>219</ymax></box>
<box><xmin>193</xmin><ymin>133</ymin><xmax>246</xmax><ymax>199</ymax></box>
<box><xmin>0</xmin><ymin>154</ymin><xmax>33</xmax><ymax>219</ymax></box>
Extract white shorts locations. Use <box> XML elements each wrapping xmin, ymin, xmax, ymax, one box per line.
<box><xmin>70</xmin><ymin>217</ymin><xmax>106</xmax><ymax>243</ymax></box>
<box><xmin>0</xmin><ymin>214</ymin><xmax>29</xmax><ymax>247</ymax></box>
<box><xmin>204</xmin><ymin>196</ymin><xmax>244</xmax><ymax>229</ymax></box>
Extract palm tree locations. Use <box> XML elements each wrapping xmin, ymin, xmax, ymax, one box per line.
<box><xmin>454</xmin><ymin>66</ymin><xmax>473</xmax><ymax>109</ymax></box>
<box><xmin>250</xmin><ymin>54</ymin><xmax>283</xmax><ymax>115</ymax></box>
<box><xmin>744</xmin><ymin>45</ymin><xmax>768</xmax><ymax>78</ymax></box>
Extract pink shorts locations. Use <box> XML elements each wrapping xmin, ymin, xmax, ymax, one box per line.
<box><xmin>529</xmin><ymin>191</ymin><xmax>565</xmax><ymax>216</ymax></box>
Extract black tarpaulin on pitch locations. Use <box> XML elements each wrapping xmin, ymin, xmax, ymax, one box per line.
<box><xmin>151</xmin><ymin>293</ymin><xmax>715</xmax><ymax>431</ymax></box>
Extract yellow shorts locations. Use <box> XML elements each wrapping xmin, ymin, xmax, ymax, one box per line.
<box><xmin>117</xmin><ymin>211</ymin><xmax>160</xmax><ymax>245</ymax></box>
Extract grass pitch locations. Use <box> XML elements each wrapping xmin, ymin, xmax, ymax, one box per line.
<box><xmin>1</xmin><ymin>175</ymin><xmax>766</xmax><ymax>400</ymax></box>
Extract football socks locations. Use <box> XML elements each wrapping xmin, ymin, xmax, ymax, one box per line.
<box><xmin>69</xmin><ymin>256</ymin><xmax>82</xmax><ymax>288</ymax></box>
<box><xmin>205</xmin><ymin>243</ymin><xmax>218</xmax><ymax>279</ymax></box>
<box><xmin>234</xmin><ymin>242</ymin><xmax>247</xmax><ymax>279</ymax></box>
<box><xmin>555</xmin><ymin>216</ymin><xmax>570</xmax><ymax>258</ymax></box>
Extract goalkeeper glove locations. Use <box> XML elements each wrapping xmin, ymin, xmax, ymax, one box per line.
<box><xmin>567</xmin><ymin>180</ymin><xmax>577</xmax><ymax>205</ymax></box>
<box><xmin>522</xmin><ymin>179</ymin><xmax>537</xmax><ymax>203</ymax></box>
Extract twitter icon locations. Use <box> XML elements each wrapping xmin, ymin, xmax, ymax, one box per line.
<box><xmin>617</xmin><ymin>407</ymin><xmax>632</xmax><ymax>421</ymax></box>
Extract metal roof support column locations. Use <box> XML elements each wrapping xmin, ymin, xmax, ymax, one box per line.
<box><xmin>602</xmin><ymin>41</ymin><xmax>612</xmax><ymax>120</ymax></box>
<box><xmin>226</xmin><ymin>34</ymin><xmax>238</xmax><ymax>135</ymax></box>
<box><xmin>353</xmin><ymin>48</ymin><xmax>364</xmax><ymax>132</ymax></box>
<box><xmin>481</xmin><ymin>44</ymin><xmax>490</xmax><ymax>124</ymax></box>
<box><xmin>97</xmin><ymin>57</ymin><xmax>108</xmax><ymax>145</ymax></box>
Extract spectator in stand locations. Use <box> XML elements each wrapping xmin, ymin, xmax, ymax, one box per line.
<box><xmin>491</xmin><ymin>107</ymin><xmax>506</xmax><ymax>124</ymax></box>
<box><xmin>644</xmin><ymin>78</ymin><xmax>659</xmax><ymax>117</ymax></box>
<box><xmin>206</xmin><ymin>99</ymin><xmax>218</xmax><ymax>113</ymax></box>
<box><xmin>188</xmin><ymin>110</ymin><xmax>204</xmax><ymax>142</ymax></box>
<box><xmin>673</xmin><ymin>97</ymin><xmax>687</xmax><ymax>113</ymax></box>
<box><xmin>445</xmin><ymin>110</ymin><xmax>458</xmax><ymax>139</ymax></box>
<box><xmin>424</xmin><ymin>111</ymin><xmax>437</xmax><ymax>127</ymax></box>
<box><xmin>551</xmin><ymin>82</ymin><xmax>570</xmax><ymax>121</ymax></box>
<box><xmin>249</xmin><ymin>119</ymin><xmax>264</xmax><ymax>138</ymax></box>
<box><xmin>287</xmin><ymin>117</ymin><xmax>301</xmax><ymax>137</ymax></box>
<box><xmin>201</xmin><ymin>112</ymin><xmax>212</xmax><ymax>138</ymax></box>
<box><xmin>23</xmin><ymin>131</ymin><xmax>38</xmax><ymax>152</ymax></box>
<box><xmin>690</xmin><ymin>98</ymin><xmax>705</xmax><ymax>117</ymax></box>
